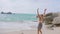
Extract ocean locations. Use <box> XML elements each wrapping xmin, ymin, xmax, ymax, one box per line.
<box><xmin>0</xmin><ymin>14</ymin><xmax>37</xmax><ymax>22</ymax></box>
<box><xmin>0</xmin><ymin>13</ymin><xmax>38</xmax><ymax>32</ymax></box>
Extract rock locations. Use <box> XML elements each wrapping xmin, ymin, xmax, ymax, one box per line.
<box><xmin>52</xmin><ymin>17</ymin><xmax>60</xmax><ymax>24</ymax></box>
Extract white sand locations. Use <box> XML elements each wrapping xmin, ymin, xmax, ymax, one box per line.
<box><xmin>1</xmin><ymin>27</ymin><xmax>60</xmax><ymax>34</ymax></box>
<box><xmin>0</xmin><ymin>22</ymin><xmax>60</xmax><ymax>34</ymax></box>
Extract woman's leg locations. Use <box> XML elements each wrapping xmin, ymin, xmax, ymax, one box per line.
<box><xmin>37</xmin><ymin>29</ymin><xmax>39</xmax><ymax>34</ymax></box>
<box><xmin>39</xmin><ymin>29</ymin><xmax>42</xmax><ymax>34</ymax></box>
<box><xmin>37</xmin><ymin>29</ymin><xmax>42</xmax><ymax>34</ymax></box>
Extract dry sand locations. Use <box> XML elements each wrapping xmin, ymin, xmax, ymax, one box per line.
<box><xmin>1</xmin><ymin>27</ymin><xmax>60</xmax><ymax>34</ymax></box>
<box><xmin>0</xmin><ymin>24</ymin><xmax>60</xmax><ymax>34</ymax></box>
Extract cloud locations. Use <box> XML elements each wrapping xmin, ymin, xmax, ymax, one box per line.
<box><xmin>0</xmin><ymin>0</ymin><xmax>60</xmax><ymax>14</ymax></box>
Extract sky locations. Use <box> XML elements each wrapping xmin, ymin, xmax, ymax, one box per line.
<box><xmin>0</xmin><ymin>0</ymin><xmax>60</xmax><ymax>14</ymax></box>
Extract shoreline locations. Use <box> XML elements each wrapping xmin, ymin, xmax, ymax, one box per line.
<box><xmin>0</xmin><ymin>22</ymin><xmax>60</xmax><ymax>34</ymax></box>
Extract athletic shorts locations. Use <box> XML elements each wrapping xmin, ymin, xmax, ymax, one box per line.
<box><xmin>38</xmin><ymin>23</ymin><xmax>42</xmax><ymax>30</ymax></box>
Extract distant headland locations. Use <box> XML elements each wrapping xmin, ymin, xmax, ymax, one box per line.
<box><xmin>1</xmin><ymin>12</ymin><xmax>12</xmax><ymax>14</ymax></box>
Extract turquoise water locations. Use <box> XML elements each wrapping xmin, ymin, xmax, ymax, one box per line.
<box><xmin>0</xmin><ymin>14</ymin><xmax>37</xmax><ymax>22</ymax></box>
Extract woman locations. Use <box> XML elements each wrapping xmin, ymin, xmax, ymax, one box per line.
<box><xmin>37</xmin><ymin>8</ymin><xmax>47</xmax><ymax>34</ymax></box>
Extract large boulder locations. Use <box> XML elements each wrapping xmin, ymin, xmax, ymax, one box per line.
<box><xmin>45</xmin><ymin>13</ymin><xmax>53</xmax><ymax>25</ymax></box>
<box><xmin>57</xmin><ymin>12</ymin><xmax>60</xmax><ymax>17</ymax></box>
<box><xmin>52</xmin><ymin>17</ymin><xmax>60</xmax><ymax>24</ymax></box>
<box><xmin>45</xmin><ymin>12</ymin><xmax>58</xmax><ymax>25</ymax></box>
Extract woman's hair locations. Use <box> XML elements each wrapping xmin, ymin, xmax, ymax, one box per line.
<box><xmin>36</xmin><ymin>14</ymin><xmax>44</xmax><ymax>18</ymax></box>
<box><xmin>40</xmin><ymin>14</ymin><xmax>43</xmax><ymax>17</ymax></box>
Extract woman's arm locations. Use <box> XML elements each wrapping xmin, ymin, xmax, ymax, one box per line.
<box><xmin>43</xmin><ymin>9</ymin><xmax>47</xmax><ymax>17</ymax></box>
<box><xmin>36</xmin><ymin>8</ymin><xmax>40</xmax><ymax>18</ymax></box>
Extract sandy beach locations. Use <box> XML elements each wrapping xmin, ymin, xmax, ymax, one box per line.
<box><xmin>0</xmin><ymin>22</ymin><xmax>60</xmax><ymax>34</ymax></box>
<box><xmin>1</xmin><ymin>27</ymin><xmax>60</xmax><ymax>34</ymax></box>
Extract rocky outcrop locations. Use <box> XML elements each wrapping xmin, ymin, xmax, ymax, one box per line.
<box><xmin>52</xmin><ymin>17</ymin><xmax>60</xmax><ymax>24</ymax></box>
<box><xmin>1</xmin><ymin>12</ymin><xmax>12</xmax><ymax>14</ymax></box>
<box><xmin>45</xmin><ymin>12</ymin><xmax>58</xmax><ymax>25</ymax></box>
